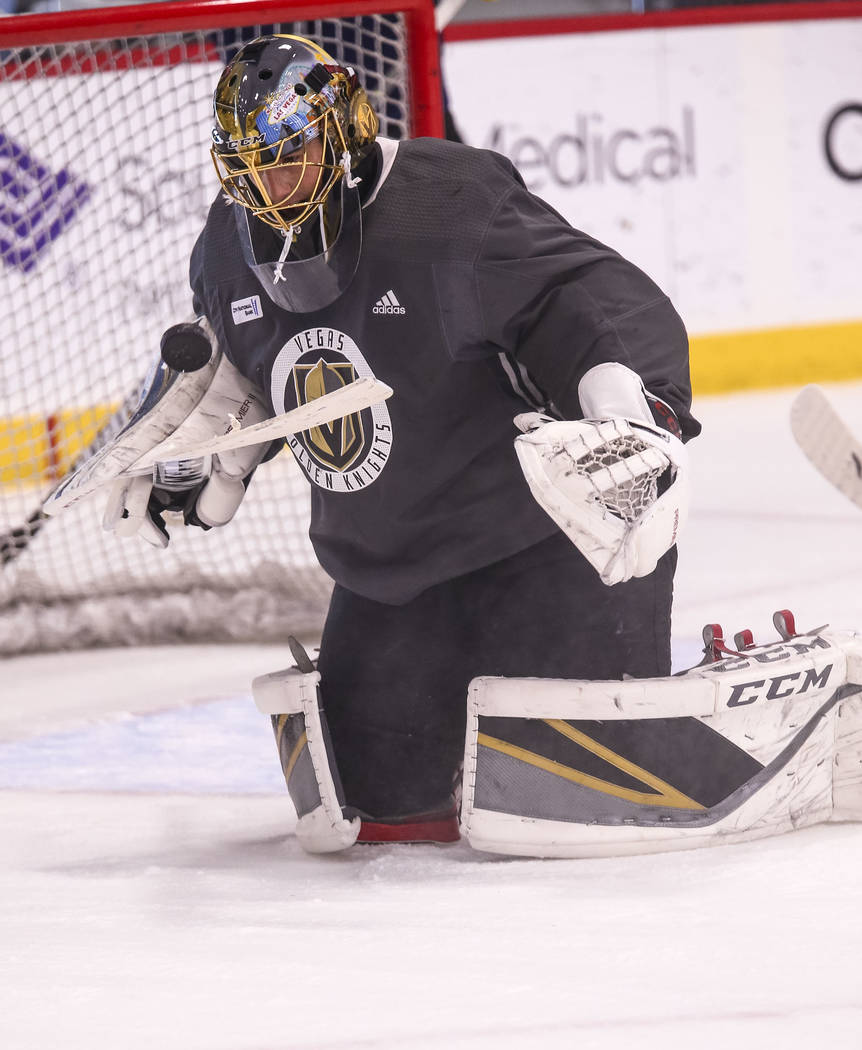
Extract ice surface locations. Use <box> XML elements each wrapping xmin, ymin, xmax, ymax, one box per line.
<box><xmin>2</xmin><ymin>385</ymin><xmax>862</xmax><ymax>1049</ymax></box>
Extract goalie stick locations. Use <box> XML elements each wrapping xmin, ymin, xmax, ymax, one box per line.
<box><xmin>0</xmin><ymin>321</ymin><xmax>219</xmax><ymax>567</ymax></box>
<box><xmin>44</xmin><ymin>376</ymin><xmax>393</xmax><ymax>517</ymax></box>
<box><xmin>790</xmin><ymin>384</ymin><xmax>862</xmax><ymax>511</ymax></box>
<box><xmin>0</xmin><ymin>388</ymin><xmax>141</xmax><ymax>567</ymax></box>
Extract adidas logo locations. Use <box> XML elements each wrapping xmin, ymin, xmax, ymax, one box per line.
<box><xmin>372</xmin><ymin>290</ymin><xmax>406</xmax><ymax>315</ymax></box>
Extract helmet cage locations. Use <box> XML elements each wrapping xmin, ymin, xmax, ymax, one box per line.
<box><xmin>212</xmin><ymin>107</ymin><xmax>350</xmax><ymax>232</ymax></box>
<box><xmin>211</xmin><ymin>46</ymin><xmax>360</xmax><ymax>234</ymax></box>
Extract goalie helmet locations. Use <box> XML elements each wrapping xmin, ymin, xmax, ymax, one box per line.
<box><xmin>211</xmin><ymin>34</ymin><xmax>378</xmax><ymax>234</ymax></box>
<box><xmin>211</xmin><ymin>35</ymin><xmax>379</xmax><ymax>312</ymax></box>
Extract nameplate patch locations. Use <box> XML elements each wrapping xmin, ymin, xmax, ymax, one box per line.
<box><xmin>231</xmin><ymin>295</ymin><xmax>262</xmax><ymax>325</ymax></box>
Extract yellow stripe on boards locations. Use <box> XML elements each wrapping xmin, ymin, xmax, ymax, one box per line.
<box><xmin>689</xmin><ymin>319</ymin><xmax>862</xmax><ymax>395</ymax></box>
<box><xmin>2</xmin><ymin>320</ymin><xmax>860</xmax><ymax>484</ymax></box>
<box><xmin>0</xmin><ymin>416</ymin><xmax>52</xmax><ymax>484</ymax></box>
<box><xmin>0</xmin><ymin>404</ymin><xmax>117</xmax><ymax>485</ymax></box>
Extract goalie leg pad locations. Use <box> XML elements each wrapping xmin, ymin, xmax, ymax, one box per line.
<box><xmin>253</xmin><ymin>665</ymin><xmax>360</xmax><ymax>854</ymax></box>
<box><xmin>833</xmin><ymin>683</ymin><xmax>862</xmax><ymax>821</ymax></box>
<box><xmin>461</xmin><ymin>626</ymin><xmax>862</xmax><ymax>857</ymax></box>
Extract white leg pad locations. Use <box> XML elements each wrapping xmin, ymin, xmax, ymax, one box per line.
<box><xmin>834</xmin><ymin>691</ymin><xmax>862</xmax><ymax>820</ymax></box>
<box><xmin>253</xmin><ymin>666</ymin><xmax>360</xmax><ymax>854</ymax></box>
<box><xmin>461</xmin><ymin>628</ymin><xmax>862</xmax><ymax>858</ymax></box>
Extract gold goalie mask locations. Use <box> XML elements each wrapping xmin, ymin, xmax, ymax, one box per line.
<box><xmin>211</xmin><ymin>34</ymin><xmax>379</xmax><ymax>311</ymax></box>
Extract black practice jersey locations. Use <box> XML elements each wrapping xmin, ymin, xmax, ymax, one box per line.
<box><xmin>190</xmin><ymin>137</ymin><xmax>699</xmax><ymax>604</ymax></box>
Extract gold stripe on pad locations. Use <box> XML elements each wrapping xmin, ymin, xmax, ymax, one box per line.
<box><xmin>689</xmin><ymin>319</ymin><xmax>862</xmax><ymax>395</ymax></box>
<box><xmin>477</xmin><ymin>729</ymin><xmax>704</xmax><ymax>811</ymax></box>
<box><xmin>284</xmin><ymin>730</ymin><xmax>308</xmax><ymax>784</ymax></box>
<box><xmin>544</xmin><ymin>720</ymin><xmax>703</xmax><ymax>809</ymax></box>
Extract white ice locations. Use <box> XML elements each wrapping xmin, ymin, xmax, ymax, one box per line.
<box><xmin>3</xmin><ymin>384</ymin><xmax>862</xmax><ymax>1050</ymax></box>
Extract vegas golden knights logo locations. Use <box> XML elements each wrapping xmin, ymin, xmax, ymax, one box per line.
<box><xmin>294</xmin><ymin>359</ymin><xmax>364</xmax><ymax>472</ymax></box>
<box><xmin>270</xmin><ymin>327</ymin><xmax>393</xmax><ymax>493</ymax></box>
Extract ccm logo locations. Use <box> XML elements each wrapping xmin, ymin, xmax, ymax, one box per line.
<box><xmin>726</xmin><ymin>664</ymin><xmax>833</xmax><ymax>707</ymax></box>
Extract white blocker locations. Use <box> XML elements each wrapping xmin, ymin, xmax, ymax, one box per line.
<box><xmin>461</xmin><ymin>622</ymin><xmax>862</xmax><ymax>858</ymax></box>
<box><xmin>253</xmin><ymin>665</ymin><xmax>360</xmax><ymax>854</ymax></box>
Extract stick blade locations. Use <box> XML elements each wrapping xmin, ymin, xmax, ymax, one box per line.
<box><xmin>138</xmin><ymin>376</ymin><xmax>393</xmax><ymax>467</ymax></box>
<box><xmin>44</xmin><ymin>376</ymin><xmax>395</xmax><ymax>518</ymax></box>
<box><xmin>790</xmin><ymin>384</ymin><xmax>862</xmax><ymax>510</ymax></box>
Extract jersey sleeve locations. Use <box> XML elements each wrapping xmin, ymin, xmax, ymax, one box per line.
<box><xmin>187</xmin><ymin>196</ymin><xmax>241</xmax><ymax>376</ymax></box>
<box><xmin>443</xmin><ymin>178</ymin><xmax>700</xmax><ymax>439</ymax></box>
<box><xmin>189</xmin><ymin>224</ymin><xmax>207</xmax><ymax>321</ymax></box>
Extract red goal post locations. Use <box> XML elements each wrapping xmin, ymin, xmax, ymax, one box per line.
<box><xmin>0</xmin><ymin>0</ymin><xmax>442</xmax><ymax>655</ymax></box>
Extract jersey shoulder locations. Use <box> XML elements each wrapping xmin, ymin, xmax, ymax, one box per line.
<box><xmin>394</xmin><ymin>136</ymin><xmax>523</xmax><ymax>186</ymax></box>
<box><xmin>190</xmin><ymin>193</ymin><xmax>247</xmax><ymax>294</ymax></box>
<box><xmin>368</xmin><ymin>138</ymin><xmax>524</xmax><ymax>256</ymax></box>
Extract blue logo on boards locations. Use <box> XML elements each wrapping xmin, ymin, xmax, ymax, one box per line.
<box><xmin>0</xmin><ymin>131</ymin><xmax>91</xmax><ymax>274</ymax></box>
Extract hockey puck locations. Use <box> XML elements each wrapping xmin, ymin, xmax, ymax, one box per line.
<box><xmin>160</xmin><ymin>323</ymin><xmax>212</xmax><ymax>372</ymax></box>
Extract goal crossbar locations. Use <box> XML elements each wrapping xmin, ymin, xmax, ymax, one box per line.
<box><xmin>0</xmin><ymin>0</ymin><xmax>443</xmax><ymax>137</ymax></box>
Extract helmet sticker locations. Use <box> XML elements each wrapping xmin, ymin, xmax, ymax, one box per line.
<box><xmin>254</xmin><ymin>108</ymin><xmax>311</xmax><ymax>147</ymax></box>
<box><xmin>266</xmin><ymin>87</ymin><xmax>302</xmax><ymax>125</ymax></box>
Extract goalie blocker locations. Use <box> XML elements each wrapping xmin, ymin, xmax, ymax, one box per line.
<box><xmin>462</xmin><ymin>612</ymin><xmax>862</xmax><ymax>858</ymax></box>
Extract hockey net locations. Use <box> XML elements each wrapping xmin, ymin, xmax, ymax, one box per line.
<box><xmin>0</xmin><ymin>0</ymin><xmax>440</xmax><ymax>655</ymax></box>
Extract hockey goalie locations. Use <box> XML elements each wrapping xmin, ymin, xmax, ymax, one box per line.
<box><xmin>63</xmin><ymin>32</ymin><xmax>862</xmax><ymax>859</ymax></box>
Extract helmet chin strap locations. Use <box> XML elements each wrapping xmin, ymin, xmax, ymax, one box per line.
<box><xmin>273</xmin><ymin>225</ymin><xmax>296</xmax><ymax>285</ymax></box>
<box><xmin>341</xmin><ymin>150</ymin><xmax>361</xmax><ymax>190</ymax></box>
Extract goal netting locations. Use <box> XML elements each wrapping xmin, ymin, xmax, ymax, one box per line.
<box><xmin>0</xmin><ymin>0</ymin><xmax>440</xmax><ymax>655</ymax></box>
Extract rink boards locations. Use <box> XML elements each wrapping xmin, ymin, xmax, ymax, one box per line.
<box><xmin>444</xmin><ymin>10</ymin><xmax>862</xmax><ymax>392</ymax></box>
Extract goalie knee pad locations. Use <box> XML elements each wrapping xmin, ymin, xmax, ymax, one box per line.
<box><xmin>253</xmin><ymin>658</ymin><xmax>360</xmax><ymax>854</ymax></box>
<box><xmin>461</xmin><ymin>614</ymin><xmax>862</xmax><ymax>858</ymax></box>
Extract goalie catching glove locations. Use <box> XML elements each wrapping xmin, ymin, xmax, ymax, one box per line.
<box><xmin>514</xmin><ymin>362</ymin><xmax>689</xmax><ymax>585</ymax></box>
